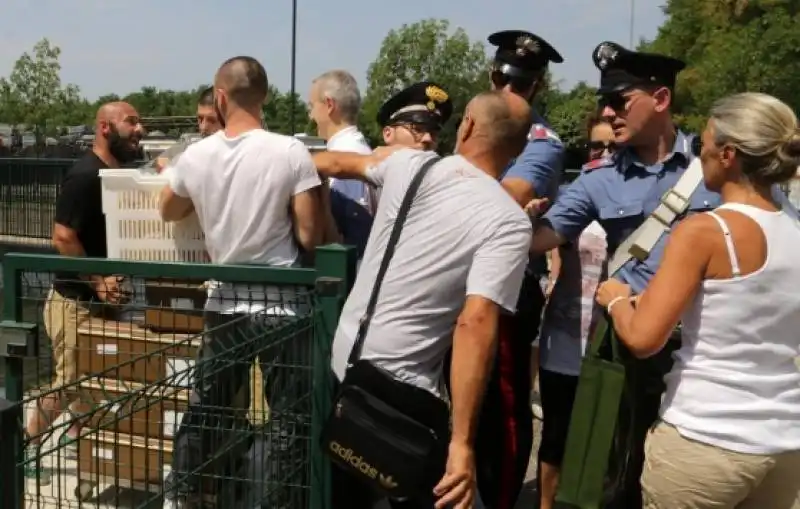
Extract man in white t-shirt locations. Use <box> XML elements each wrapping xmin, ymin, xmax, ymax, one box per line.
<box><xmin>159</xmin><ymin>55</ymin><xmax>322</xmax><ymax>508</ymax></box>
<box><xmin>313</xmin><ymin>90</ymin><xmax>533</xmax><ymax>509</ymax></box>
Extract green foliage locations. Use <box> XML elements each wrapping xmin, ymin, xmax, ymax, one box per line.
<box><xmin>542</xmin><ymin>80</ymin><xmax>598</xmax><ymax>147</ymax></box>
<box><xmin>0</xmin><ymin>38</ymin><xmax>87</xmax><ymax>137</ymax></box>
<box><xmin>0</xmin><ymin>38</ymin><xmax>310</xmax><ymax>138</ymax></box>
<box><xmin>360</xmin><ymin>19</ymin><xmax>490</xmax><ymax>152</ymax></box>
<box><xmin>642</xmin><ymin>0</ymin><xmax>800</xmax><ymax>135</ymax></box>
<box><xmin>7</xmin><ymin>5</ymin><xmax>800</xmax><ymax>150</ymax></box>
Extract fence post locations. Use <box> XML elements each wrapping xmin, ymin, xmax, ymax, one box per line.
<box><xmin>0</xmin><ymin>397</ymin><xmax>23</xmax><ymax>509</ymax></box>
<box><xmin>311</xmin><ymin>244</ymin><xmax>356</xmax><ymax>509</ymax></box>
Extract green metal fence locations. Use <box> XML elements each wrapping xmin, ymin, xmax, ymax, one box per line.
<box><xmin>0</xmin><ymin>245</ymin><xmax>355</xmax><ymax>509</ymax></box>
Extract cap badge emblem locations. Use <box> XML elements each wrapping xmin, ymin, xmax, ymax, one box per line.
<box><xmin>425</xmin><ymin>86</ymin><xmax>448</xmax><ymax>104</ymax></box>
<box><xmin>515</xmin><ymin>36</ymin><xmax>539</xmax><ymax>56</ymax></box>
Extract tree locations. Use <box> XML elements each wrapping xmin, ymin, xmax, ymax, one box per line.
<box><xmin>0</xmin><ymin>38</ymin><xmax>85</xmax><ymax>138</ymax></box>
<box><xmin>262</xmin><ymin>86</ymin><xmax>312</xmax><ymax>135</ymax></box>
<box><xmin>642</xmin><ymin>0</ymin><xmax>800</xmax><ymax>133</ymax></box>
<box><xmin>360</xmin><ymin>19</ymin><xmax>490</xmax><ymax>152</ymax></box>
<box><xmin>542</xmin><ymin>80</ymin><xmax>598</xmax><ymax>148</ymax></box>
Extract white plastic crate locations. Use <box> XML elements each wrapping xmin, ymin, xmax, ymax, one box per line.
<box><xmin>99</xmin><ymin>169</ymin><xmax>208</xmax><ymax>262</ymax></box>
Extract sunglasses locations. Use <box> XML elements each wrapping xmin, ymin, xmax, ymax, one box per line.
<box><xmin>597</xmin><ymin>93</ymin><xmax>628</xmax><ymax>112</ymax></box>
<box><xmin>588</xmin><ymin>141</ymin><xmax>618</xmax><ymax>152</ymax></box>
<box><xmin>491</xmin><ymin>71</ymin><xmax>535</xmax><ymax>94</ymax></box>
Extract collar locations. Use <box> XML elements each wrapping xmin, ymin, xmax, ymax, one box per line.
<box><xmin>326</xmin><ymin>125</ymin><xmax>360</xmax><ymax>149</ymax></box>
<box><xmin>619</xmin><ymin>130</ymin><xmax>693</xmax><ymax>175</ymax></box>
<box><xmin>531</xmin><ymin>109</ymin><xmax>548</xmax><ymax>126</ymax></box>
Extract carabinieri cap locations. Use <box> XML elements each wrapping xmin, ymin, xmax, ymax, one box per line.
<box><xmin>488</xmin><ymin>30</ymin><xmax>563</xmax><ymax>79</ymax></box>
<box><xmin>593</xmin><ymin>41</ymin><xmax>686</xmax><ymax>94</ymax></box>
<box><xmin>377</xmin><ymin>81</ymin><xmax>453</xmax><ymax>128</ymax></box>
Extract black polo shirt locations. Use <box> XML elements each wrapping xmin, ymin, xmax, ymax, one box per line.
<box><xmin>52</xmin><ymin>152</ymin><xmax>109</xmax><ymax>301</ymax></box>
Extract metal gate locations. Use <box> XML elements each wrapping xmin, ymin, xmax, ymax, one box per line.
<box><xmin>0</xmin><ymin>245</ymin><xmax>354</xmax><ymax>509</ymax></box>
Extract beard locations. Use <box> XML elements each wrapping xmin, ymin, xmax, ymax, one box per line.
<box><xmin>107</xmin><ymin>123</ymin><xmax>140</xmax><ymax>164</ymax></box>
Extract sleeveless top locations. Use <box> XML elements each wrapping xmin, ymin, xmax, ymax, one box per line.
<box><xmin>661</xmin><ymin>202</ymin><xmax>800</xmax><ymax>454</ymax></box>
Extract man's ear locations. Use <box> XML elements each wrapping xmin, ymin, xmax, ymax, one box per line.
<box><xmin>382</xmin><ymin>126</ymin><xmax>393</xmax><ymax>145</ymax></box>
<box><xmin>460</xmin><ymin>116</ymin><xmax>475</xmax><ymax>144</ymax></box>
<box><xmin>653</xmin><ymin>86</ymin><xmax>672</xmax><ymax>114</ymax></box>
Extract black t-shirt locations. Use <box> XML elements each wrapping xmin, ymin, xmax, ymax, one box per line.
<box><xmin>52</xmin><ymin>152</ymin><xmax>109</xmax><ymax>301</ymax></box>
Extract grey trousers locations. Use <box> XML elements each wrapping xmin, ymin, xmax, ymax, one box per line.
<box><xmin>165</xmin><ymin>310</ymin><xmax>312</xmax><ymax>508</ymax></box>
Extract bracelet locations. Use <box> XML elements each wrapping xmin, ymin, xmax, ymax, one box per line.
<box><xmin>606</xmin><ymin>296</ymin><xmax>627</xmax><ymax>314</ymax></box>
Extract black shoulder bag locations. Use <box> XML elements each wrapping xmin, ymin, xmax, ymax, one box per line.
<box><xmin>320</xmin><ymin>156</ymin><xmax>450</xmax><ymax>501</ymax></box>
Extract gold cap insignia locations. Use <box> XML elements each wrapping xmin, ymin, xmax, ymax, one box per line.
<box><xmin>515</xmin><ymin>36</ymin><xmax>540</xmax><ymax>56</ymax></box>
<box><xmin>425</xmin><ymin>86</ymin><xmax>448</xmax><ymax>104</ymax></box>
<box><xmin>426</xmin><ymin>101</ymin><xmax>436</xmax><ymax>111</ymax></box>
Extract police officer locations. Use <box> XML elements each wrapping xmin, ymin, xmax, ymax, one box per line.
<box><xmin>529</xmin><ymin>42</ymin><xmax>721</xmax><ymax>508</ymax></box>
<box><xmin>377</xmin><ymin>80</ymin><xmax>452</xmax><ymax>152</ymax></box>
<box><xmin>477</xmin><ymin>29</ymin><xmax>565</xmax><ymax>509</ymax></box>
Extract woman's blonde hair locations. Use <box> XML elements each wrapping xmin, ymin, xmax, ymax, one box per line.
<box><xmin>710</xmin><ymin>92</ymin><xmax>800</xmax><ymax>186</ymax></box>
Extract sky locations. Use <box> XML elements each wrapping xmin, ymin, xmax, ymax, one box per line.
<box><xmin>0</xmin><ymin>0</ymin><xmax>666</xmax><ymax>101</ymax></box>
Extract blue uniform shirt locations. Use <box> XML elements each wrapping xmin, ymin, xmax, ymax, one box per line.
<box><xmin>501</xmin><ymin>110</ymin><xmax>565</xmax><ymax>202</ymax></box>
<box><xmin>502</xmin><ymin>110</ymin><xmax>565</xmax><ymax>277</ymax></box>
<box><xmin>542</xmin><ymin>131</ymin><xmax>721</xmax><ymax>294</ymax></box>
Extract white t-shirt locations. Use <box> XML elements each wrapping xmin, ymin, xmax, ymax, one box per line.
<box><xmin>331</xmin><ymin>149</ymin><xmax>532</xmax><ymax>395</ymax></box>
<box><xmin>539</xmin><ymin>221</ymin><xmax>607</xmax><ymax>376</ymax></box>
<box><xmin>168</xmin><ymin>129</ymin><xmax>321</xmax><ymax>313</ymax></box>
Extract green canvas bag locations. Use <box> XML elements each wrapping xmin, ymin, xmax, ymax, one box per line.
<box><xmin>555</xmin><ymin>315</ymin><xmax>626</xmax><ymax>509</ymax></box>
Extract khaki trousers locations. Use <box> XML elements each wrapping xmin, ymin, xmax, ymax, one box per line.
<box><xmin>642</xmin><ymin>422</ymin><xmax>800</xmax><ymax>509</ymax></box>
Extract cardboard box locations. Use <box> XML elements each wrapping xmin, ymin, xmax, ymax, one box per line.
<box><xmin>78</xmin><ymin>430</ymin><xmax>172</xmax><ymax>484</ymax></box>
<box><xmin>144</xmin><ymin>280</ymin><xmax>207</xmax><ymax>334</ymax></box>
<box><xmin>80</xmin><ymin>377</ymin><xmax>189</xmax><ymax>439</ymax></box>
<box><xmin>76</xmin><ymin>319</ymin><xmax>200</xmax><ymax>385</ymax></box>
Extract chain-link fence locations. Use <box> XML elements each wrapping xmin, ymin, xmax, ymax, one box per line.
<box><xmin>0</xmin><ymin>247</ymin><xmax>354</xmax><ymax>508</ymax></box>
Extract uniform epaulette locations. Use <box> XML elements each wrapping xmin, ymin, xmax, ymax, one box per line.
<box><xmin>581</xmin><ymin>156</ymin><xmax>615</xmax><ymax>173</ymax></box>
<box><xmin>528</xmin><ymin>123</ymin><xmax>561</xmax><ymax>144</ymax></box>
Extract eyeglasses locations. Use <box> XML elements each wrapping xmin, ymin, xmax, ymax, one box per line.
<box><xmin>588</xmin><ymin>140</ymin><xmax>618</xmax><ymax>153</ymax></box>
<box><xmin>597</xmin><ymin>93</ymin><xmax>629</xmax><ymax>112</ymax></box>
<box><xmin>390</xmin><ymin>122</ymin><xmax>441</xmax><ymax>139</ymax></box>
<box><xmin>491</xmin><ymin>71</ymin><xmax>535</xmax><ymax>94</ymax></box>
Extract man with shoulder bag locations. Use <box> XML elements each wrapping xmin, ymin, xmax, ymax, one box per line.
<box><xmin>313</xmin><ymin>89</ymin><xmax>534</xmax><ymax>508</ymax></box>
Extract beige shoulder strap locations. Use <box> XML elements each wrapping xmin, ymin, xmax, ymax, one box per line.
<box><xmin>607</xmin><ymin>157</ymin><xmax>704</xmax><ymax>276</ymax></box>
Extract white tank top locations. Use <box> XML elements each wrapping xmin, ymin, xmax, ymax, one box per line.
<box><xmin>661</xmin><ymin>202</ymin><xmax>800</xmax><ymax>454</ymax></box>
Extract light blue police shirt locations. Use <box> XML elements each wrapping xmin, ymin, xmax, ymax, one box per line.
<box><xmin>502</xmin><ymin>110</ymin><xmax>565</xmax><ymax>277</ymax></box>
<box><xmin>542</xmin><ymin>131</ymin><xmax>721</xmax><ymax>294</ymax></box>
<box><xmin>501</xmin><ymin>110</ymin><xmax>565</xmax><ymax>203</ymax></box>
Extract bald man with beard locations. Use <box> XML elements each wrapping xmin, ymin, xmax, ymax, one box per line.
<box><xmin>23</xmin><ymin>102</ymin><xmax>144</xmax><ymax>484</ymax></box>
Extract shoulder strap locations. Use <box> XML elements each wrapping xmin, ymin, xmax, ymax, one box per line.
<box><xmin>607</xmin><ymin>148</ymin><xmax>703</xmax><ymax>276</ymax></box>
<box><xmin>347</xmin><ymin>155</ymin><xmax>441</xmax><ymax>365</ymax></box>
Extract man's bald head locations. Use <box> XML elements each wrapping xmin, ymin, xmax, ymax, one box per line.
<box><xmin>95</xmin><ymin>101</ymin><xmax>139</xmax><ymax>128</ymax></box>
<box><xmin>463</xmin><ymin>90</ymin><xmax>532</xmax><ymax>157</ymax></box>
<box><xmin>93</xmin><ymin>101</ymin><xmax>143</xmax><ymax>164</ymax></box>
<box><xmin>214</xmin><ymin>56</ymin><xmax>269</xmax><ymax>108</ymax></box>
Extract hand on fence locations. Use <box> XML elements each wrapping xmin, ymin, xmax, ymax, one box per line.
<box><xmin>434</xmin><ymin>441</ymin><xmax>477</xmax><ymax>509</ymax></box>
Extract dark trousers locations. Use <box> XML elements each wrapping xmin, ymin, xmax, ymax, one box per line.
<box><xmin>473</xmin><ymin>276</ymin><xmax>545</xmax><ymax>509</ymax></box>
<box><xmin>167</xmin><ymin>311</ymin><xmax>310</xmax><ymax>507</ymax></box>
<box><xmin>605</xmin><ymin>336</ymin><xmax>681</xmax><ymax>509</ymax></box>
<box><xmin>330</xmin><ymin>372</ymin><xmax>449</xmax><ymax>509</ymax></box>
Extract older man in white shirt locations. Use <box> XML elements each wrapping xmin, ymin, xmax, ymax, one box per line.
<box><xmin>308</xmin><ymin>70</ymin><xmax>376</xmax><ymax>258</ymax></box>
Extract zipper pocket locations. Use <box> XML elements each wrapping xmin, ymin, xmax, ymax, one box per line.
<box><xmin>337</xmin><ymin>388</ymin><xmax>437</xmax><ymax>458</ymax></box>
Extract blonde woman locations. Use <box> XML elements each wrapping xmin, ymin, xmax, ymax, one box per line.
<box><xmin>596</xmin><ymin>92</ymin><xmax>800</xmax><ymax>508</ymax></box>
